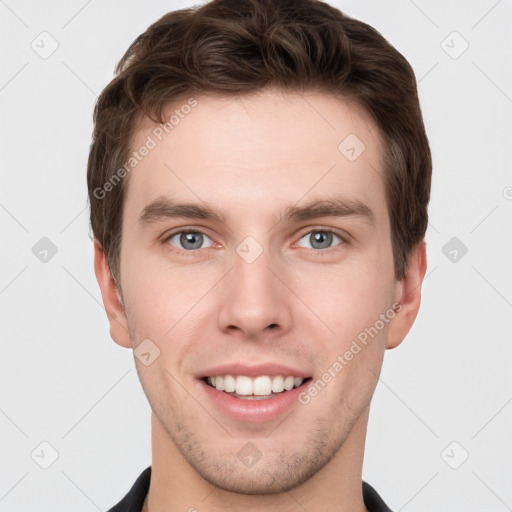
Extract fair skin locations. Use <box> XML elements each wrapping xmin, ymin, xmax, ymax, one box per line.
<box><xmin>95</xmin><ymin>88</ymin><xmax>427</xmax><ymax>512</ymax></box>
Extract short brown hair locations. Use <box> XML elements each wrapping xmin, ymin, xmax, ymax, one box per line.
<box><xmin>87</xmin><ymin>0</ymin><xmax>431</xmax><ymax>283</ymax></box>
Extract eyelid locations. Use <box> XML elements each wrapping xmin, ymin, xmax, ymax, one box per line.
<box><xmin>161</xmin><ymin>225</ymin><xmax>214</xmax><ymax>241</ymax></box>
<box><xmin>296</xmin><ymin>225</ymin><xmax>348</xmax><ymax>240</ymax></box>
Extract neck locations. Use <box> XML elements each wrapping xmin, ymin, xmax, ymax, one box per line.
<box><xmin>144</xmin><ymin>409</ymin><xmax>370</xmax><ymax>512</ymax></box>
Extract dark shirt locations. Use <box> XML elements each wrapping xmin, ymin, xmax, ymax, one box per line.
<box><xmin>107</xmin><ymin>466</ymin><xmax>393</xmax><ymax>512</ymax></box>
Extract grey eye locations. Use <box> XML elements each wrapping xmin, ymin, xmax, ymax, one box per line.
<box><xmin>297</xmin><ymin>231</ymin><xmax>342</xmax><ymax>250</ymax></box>
<box><xmin>168</xmin><ymin>231</ymin><xmax>213</xmax><ymax>251</ymax></box>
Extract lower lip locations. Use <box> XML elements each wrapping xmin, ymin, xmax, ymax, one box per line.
<box><xmin>199</xmin><ymin>379</ymin><xmax>309</xmax><ymax>423</ymax></box>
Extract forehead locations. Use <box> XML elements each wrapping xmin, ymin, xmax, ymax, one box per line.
<box><xmin>124</xmin><ymin>89</ymin><xmax>387</xmax><ymax>225</ymax></box>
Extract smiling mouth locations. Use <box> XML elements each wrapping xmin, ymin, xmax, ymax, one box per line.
<box><xmin>202</xmin><ymin>375</ymin><xmax>312</xmax><ymax>400</ymax></box>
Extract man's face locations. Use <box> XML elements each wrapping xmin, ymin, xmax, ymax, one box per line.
<box><xmin>117</xmin><ymin>89</ymin><xmax>400</xmax><ymax>493</ymax></box>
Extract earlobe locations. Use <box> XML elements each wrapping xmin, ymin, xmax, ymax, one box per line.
<box><xmin>386</xmin><ymin>240</ymin><xmax>427</xmax><ymax>350</ymax></box>
<box><xmin>93</xmin><ymin>240</ymin><xmax>132</xmax><ymax>349</ymax></box>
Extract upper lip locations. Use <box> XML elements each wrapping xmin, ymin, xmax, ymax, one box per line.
<box><xmin>197</xmin><ymin>363</ymin><xmax>310</xmax><ymax>379</ymax></box>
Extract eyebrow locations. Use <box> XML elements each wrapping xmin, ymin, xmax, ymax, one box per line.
<box><xmin>138</xmin><ymin>195</ymin><xmax>375</xmax><ymax>228</ymax></box>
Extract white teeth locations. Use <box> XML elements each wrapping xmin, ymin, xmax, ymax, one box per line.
<box><xmin>271</xmin><ymin>375</ymin><xmax>284</xmax><ymax>393</ymax></box>
<box><xmin>253</xmin><ymin>376</ymin><xmax>272</xmax><ymax>395</ymax></box>
<box><xmin>215</xmin><ymin>375</ymin><xmax>224</xmax><ymax>391</ymax></box>
<box><xmin>283</xmin><ymin>376</ymin><xmax>295</xmax><ymax>391</ymax></box>
<box><xmin>223</xmin><ymin>375</ymin><xmax>236</xmax><ymax>393</ymax></box>
<box><xmin>206</xmin><ymin>374</ymin><xmax>305</xmax><ymax>396</ymax></box>
<box><xmin>235</xmin><ymin>376</ymin><xmax>253</xmax><ymax>395</ymax></box>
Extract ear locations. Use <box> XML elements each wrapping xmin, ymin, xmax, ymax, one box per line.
<box><xmin>93</xmin><ymin>239</ymin><xmax>132</xmax><ymax>349</ymax></box>
<box><xmin>386</xmin><ymin>240</ymin><xmax>427</xmax><ymax>350</ymax></box>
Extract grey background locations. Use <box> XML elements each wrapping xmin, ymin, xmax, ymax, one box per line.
<box><xmin>0</xmin><ymin>0</ymin><xmax>511</xmax><ymax>510</ymax></box>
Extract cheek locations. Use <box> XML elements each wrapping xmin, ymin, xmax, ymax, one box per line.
<box><xmin>134</xmin><ymin>360</ymin><xmax>193</xmax><ymax>429</ymax></box>
<box><xmin>121</xmin><ymin>249</ymin><xmax>204</xmax><ymax>338</ymax></box>
<box><xmin>297</xmin><ymin>265</ymin><xmax>390</xmax><ymax>412</ymax></box>
<box><xmin>297</xmin><ymin>258</ymin><xmax>395</xmax><ymax>342</ymax></box>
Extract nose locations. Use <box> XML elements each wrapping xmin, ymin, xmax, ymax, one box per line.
<box><xmin>217</xmin><ymin>242</ymin><xmax>292</xmax><ymax>341</ymax></box>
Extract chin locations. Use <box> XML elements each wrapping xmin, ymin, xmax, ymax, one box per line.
<box><xmin>168</xmin><ymin>422</ymin><xmax>346</xmax><ymax>496</ymax></box>
<box><xmin>192</xmin><ymin>456</ymin><xmax>321</xmax><ymax>495</ymax></box>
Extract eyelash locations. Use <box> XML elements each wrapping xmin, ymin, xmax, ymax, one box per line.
<box><xmin>161</xmin><ymin>227</ymin><xmax>347</xmax><ymax>256</ymax></box>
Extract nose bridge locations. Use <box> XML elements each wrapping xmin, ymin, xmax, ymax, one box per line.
<box><xmin>217</xmin><ymin>239</ymin><xmax>290</xmax><ymax>337</ymax></box>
